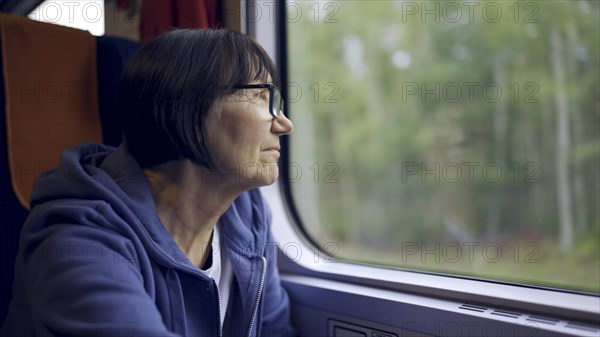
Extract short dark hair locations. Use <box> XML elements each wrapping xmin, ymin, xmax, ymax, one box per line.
<box><xmin>118</xmin><ymin>29</ymin><xmax>279</xmax><ymax>170</ymax></box>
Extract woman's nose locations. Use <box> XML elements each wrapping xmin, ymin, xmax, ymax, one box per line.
<box><xmin>272</xmin><ymin>113</ymin><xmax>294</xmax><ymax>135</ymax></box>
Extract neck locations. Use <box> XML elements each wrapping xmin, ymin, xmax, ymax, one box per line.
<box><xmin>144</xmin><ymin>159</ymin><xmax>240</xmax><ymax>268</ymax></box>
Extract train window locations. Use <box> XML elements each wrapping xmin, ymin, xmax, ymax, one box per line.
<box><xmin>28</xmin><ymin>0</ymin><xmax>105</xmax><ymax>36</ymax></box>
<box><xmin>286</xmin><ymin>0</ymin><xmax>599</xmax><ymax>293</ymax></box>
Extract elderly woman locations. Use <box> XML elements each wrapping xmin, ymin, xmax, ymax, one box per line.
<box><xmin>1</xmin><ymin>29</ymin><xmax>296</xmax><ymax>336</ymax></box>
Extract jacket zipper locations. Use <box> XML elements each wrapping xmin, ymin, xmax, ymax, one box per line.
<box><xmin>247</xmin><ymin>256</ymin><xmax>266</xmax><ymax>337</ymax></box>
<box><xmin>215</xmin><ymin>279</ymin><xmax>223</xmax><ymax>337</ymax></box>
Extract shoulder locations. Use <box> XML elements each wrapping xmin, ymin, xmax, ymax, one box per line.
<box><xmin>23</xmin><ymin>200</ymin><xmax>137</xmax><ymax>254</ymax></box>
<box><xmin>17</xmin><ymin>200</ymin><xmax>143</xmax><ymax>284</ymax></box>
<box><xmin>22</xmin><ymin>194</ymin><xmax>146</xmax><ymax>272</ymax></box>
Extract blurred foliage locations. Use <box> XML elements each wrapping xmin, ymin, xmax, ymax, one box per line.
<box><xmin>287</xmin><ymin>0</ymin><xmax>599</xmax><ymax>293</ymax></box>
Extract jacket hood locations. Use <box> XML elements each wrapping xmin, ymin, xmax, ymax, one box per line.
<box><xmin>29</xmin><ymin>143</ymin><xmax>270</xmax><ymax>271</ymax></box>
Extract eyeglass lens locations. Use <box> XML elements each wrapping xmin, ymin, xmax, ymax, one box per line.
<box><xmin>271</xmin><ymin>86</ymin><xmax>282</xmax><ymax>117</ymax></box>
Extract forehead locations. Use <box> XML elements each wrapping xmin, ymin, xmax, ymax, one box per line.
<box><xmin>248</xmin><ymin>52</ymin><xmax>276</xmax><ymax>82</ymax></box>
<box><xmin>248</xmin><ymin>64</ymin><xmax>273</xmax><ymax>84</ymax></box>
<box><xmin>254</xmin><ymin>76</ymin><xmax>273</xmax><ymax>85</ymax></box>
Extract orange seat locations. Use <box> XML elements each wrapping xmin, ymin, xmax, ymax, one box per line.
<box><xmin>0</xmin><ymin>14</ymin><xmax>138</xmax><ymax>324</ymax></box>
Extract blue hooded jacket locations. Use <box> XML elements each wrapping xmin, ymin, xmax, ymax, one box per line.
<box><xmin>1</xmin><ymin>143</ymin><xmax>296</xmax><ymax>337</ymax></box>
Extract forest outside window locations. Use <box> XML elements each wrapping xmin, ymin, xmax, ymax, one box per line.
<box><xmin>286</xmin><ymin>0</ymin><xmax>599</xmax><ymax>293</ymax></box>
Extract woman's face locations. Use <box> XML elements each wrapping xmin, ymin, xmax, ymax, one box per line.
<box><xmin>206</xmin><ymin>79</ymin><xmax>293</xmax><ymax>189</ymax></box>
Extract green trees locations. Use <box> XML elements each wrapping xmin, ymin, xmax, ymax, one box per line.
<box><xmin>288</xmin><ymin>1</ymin><xmax>599</xmax><ymax>292</ymax></box>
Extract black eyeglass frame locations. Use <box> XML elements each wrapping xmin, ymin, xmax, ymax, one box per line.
<box><xmin>231</xmin><ymin>84</ymin><xmax>282</xmax><ymax>118</ymax></box>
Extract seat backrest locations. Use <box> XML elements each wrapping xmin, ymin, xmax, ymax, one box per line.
<box><xmin>0</xmin><ymin>14</ymin><xmax>138</xmax><ymax>324</ymax></box>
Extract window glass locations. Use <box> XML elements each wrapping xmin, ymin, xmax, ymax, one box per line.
<box><xmin>28</xmin><ymin>0</ymin><xmax>105</xmax><ymax>36</ymax></box>
<box><xmin>287</xmin><ymin>0</ymin><xmax>599</xmax><ymax>293</ymax></box>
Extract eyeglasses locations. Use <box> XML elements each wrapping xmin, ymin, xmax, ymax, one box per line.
<box><xmin>231</xmin><ymin>84</ymin><xmax>283</xmax><ymax>119</ymax></box>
